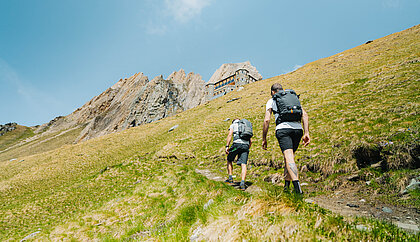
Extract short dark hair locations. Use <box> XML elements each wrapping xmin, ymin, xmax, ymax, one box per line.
<box><xmin>271</xmin><ymin>83</ymin><xmax>283</xmax><ymax>93</ymax></box>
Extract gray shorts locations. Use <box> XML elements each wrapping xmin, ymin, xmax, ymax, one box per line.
<box><xmin>227</xmin><ymin>143</ymin><xmax>249</xmax><ymax>165</ymax></box>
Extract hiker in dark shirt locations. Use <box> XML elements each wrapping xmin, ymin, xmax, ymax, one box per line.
<box><xmin>262</xmin><ymin>83</ymin><xmax>310</xmax><ymax>194</ymax></box>
<box><xmin>225</xmin><ymin>119</ymin><xmax>252</xmax><ymax>191</ymax></box>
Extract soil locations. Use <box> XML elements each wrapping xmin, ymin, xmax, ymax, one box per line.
<box><xmin>304</xmin><ymin>182</ymin><xmax>419</xmax><ymax>233</ymax></box>
<box><xmin>195</xmin><ymin>169</ymin><xmax>262</xmax><ymax>194</ymax></box>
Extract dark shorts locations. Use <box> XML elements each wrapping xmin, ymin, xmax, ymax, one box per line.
<box><xmin>276</xmin><ymin>128</ymin><xmax>303</xmax><ymax>152</ymax></box>
<box><xmin>227</xmin><ymin>143</ymin><xmax>249</xmax><ymax>165</ymax></box>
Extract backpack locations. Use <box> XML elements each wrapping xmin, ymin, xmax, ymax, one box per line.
<box><xmin>237</xmin><ymin>119</ymin><xmax>253</xmax><ymax>141</ymax></box>
<box><xmin>272</xmin><ymin>89</ymin><xmax>302</xmax><ymax>125</ymax></box>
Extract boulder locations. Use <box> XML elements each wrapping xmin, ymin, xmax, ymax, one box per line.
<box><xmin>382</xmin><ymin>207</ymin><xmax>393</xmax><ymax>213</ymax></box>
<box><xmin>168</xmin><ymin>125</ymin><xmax>179</xmax><ymax>132</ymax></box>
<box><xmin>356</xmin><ymin>225</ymin><xmax>369</xmax><ymax>231</ymax></box>
<box><xmin>402</xmin><ymin>178</ymin><xmax>420</xmax><ymax>194</ymax></box>
<box><xmin>264</xmin><ymin>173</ymin><xmax>284</xmax><ymax>185</ymax></box>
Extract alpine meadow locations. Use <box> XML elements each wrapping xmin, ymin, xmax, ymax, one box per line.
<box><xmin>0</xmin><ymin>25</ymin><xmax>419</xmax><ymax>241</ymax></box>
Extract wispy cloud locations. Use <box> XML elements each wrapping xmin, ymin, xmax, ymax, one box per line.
<box><xmin>164</xmin><ymin>0</ymin><xmax>211</xmax><ymax>23</ymax></box>
<box><xmin>0</xmin><ymin>57</ymin><xmax>60</xmax><ymax>124</ymax></box>
<box><xmin>0</xmin><ymin>58</ymin><xmax>21</xmax><ymax>90</ymax></box>
<box><xmin>281</xmin><ymin>64</ymin><xmax>302</xmax><ymax>74</ymax></box>
<box><xmin>382</xmin><ymin>0</ymin><xmax>401</xmax><ymax>8</ymax></box>
<box><xmin>146</xmin><ymin>22</ymin><xmax>168</xmax><ymax>35</ymax></box>
<box><xmin>146</xmin><ymin>0</ymin><xmax>211</xmax><ymax>35</ymax></box>
<box><xmin>292</xmin><ymin>64</ymin><xmax>302</xmax><ymax>71</ymax></box>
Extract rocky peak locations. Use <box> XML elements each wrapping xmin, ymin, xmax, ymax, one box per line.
<box><xmin>35</xmin><ymin>70</ymin><xmax>206</xmax><ymax>142</ymax></box>
<box><xmin>168</xmin><ymin>69</ymin><xmax>187</xmax><ymax>84</ymax></box>
<box><xmin>168</xmin><ymin>69</ymin><xmax>206</xmax><ymax>110</ymax></box>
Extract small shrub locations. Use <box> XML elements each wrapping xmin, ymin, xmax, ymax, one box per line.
<box><xmin>384</xmin><ymin>142</ymin><xmax>420</xmax><ymax>169</ymax></box>
<box><xmin>177</xmin><ymin>204</ymin><xmax>204</xmax><ymax>225</ymax></box>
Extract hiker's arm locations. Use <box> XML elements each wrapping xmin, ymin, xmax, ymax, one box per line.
<box><xmin>262</xmin><ymin>108</ymin><xmax>271</xmax><ymax>150</ymax></box>
<box><xmin>249</xmin><ymin>138</ymin><xmax>252</xmax><ymax>149</ymax></box>
<box><xmin>302</xmin><ymin>108</ymin><xmax>310</xmax><ymax>146</ymax></box>
<box><xmin>226</xmin><ymin>128</ymin><xmax>234</xmax><ymax>154</ymax></box>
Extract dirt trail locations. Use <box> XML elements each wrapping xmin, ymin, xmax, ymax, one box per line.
<box><xmin>195</xmin><ymin>169</ymin><xmax>262</xmax><ymax>194</ymax></box>
<box><xmin>195</xmin><ymin>169</ymin><xmax>419</xmax><ymax>234</ymax></box>
<box><xmin>305</xmin><ymin>185</ymin><xmax>419</xmax><ymax>234</ymax></box>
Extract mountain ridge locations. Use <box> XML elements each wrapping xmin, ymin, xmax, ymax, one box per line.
<box><xmin>30</xmin><ymin>70</ymin><xmax>206</xmax><ymax>142</ymax></box>
<box><xmin>25</xmin><ymin>61</ymin><xmax>261</xmax><ymax>143</ymax></box>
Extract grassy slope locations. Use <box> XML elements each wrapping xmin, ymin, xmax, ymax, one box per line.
<box><xmin>0</xmin><ymin>126</ymin><xmax>84</xmax><ymax>162</ymax></box>
<box><xmin>0</xmin><ymin>25</ymin><xmax>419</xmax><ymax>241</ymax></box>
<box><xmin>0</xmin><ymin>125</ymin><xmax>34</xmax><ymax>152</ymax></box>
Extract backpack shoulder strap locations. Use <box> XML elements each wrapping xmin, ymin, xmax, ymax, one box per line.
<box><xmin>232</xmin><ymin>120</ymin><xmax>240</xmax><ymax>133</ymax></box>
<box><xmin>271</xmin><ymin>97</ymin><xmax>279</xmax><ymax>114</ymax></box>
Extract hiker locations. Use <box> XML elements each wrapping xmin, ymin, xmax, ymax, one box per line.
<box><xmin>225</xmin><ymin>119</ymin><xmax>253</xmax><ymax>191</ymax></box>
<box><xmin>262</xmin><ymin>83</ymin><xmax>310</xmax><ymax>194</ymax></box>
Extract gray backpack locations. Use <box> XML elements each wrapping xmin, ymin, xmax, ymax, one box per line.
<box><xmin>272</xmin><ymin>89</ymin><xmax>302</xmax><ymax>125</ymax></box>
<box><xmin>237</xmin><ymin>119</ymin><xmax>253</xmax><ymax>141</ymax></box>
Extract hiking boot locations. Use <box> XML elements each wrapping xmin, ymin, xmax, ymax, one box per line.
<box><xmin>225</xmin><ymin>178</ymin><xmax>234</xmax><ymax>184</ymax></box>
<box><xmin>294</xmin><ymin>190</ymin><xmax>304</xmax><ymax>195</ymax></box>
<box><xmin>292</xmin><ymin>180</ymin><xmax>303</xmax><ymax>194</ymax></box>
<box><xmin>284</xmin><ymin>181</ymin><xmax>290</xmax><ymax>192</ymax></box>
<box><xmin>240</xmin><ymin>183</ymin><xmax>246</xmax><ymax>191</ymax></box>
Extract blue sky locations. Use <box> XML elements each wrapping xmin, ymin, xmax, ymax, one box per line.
<box><xmin>0</xmin><ymin>0</ymin><xmax>419</xmax><ymax>126</ymax></box>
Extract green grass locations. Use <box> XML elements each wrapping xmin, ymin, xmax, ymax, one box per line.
<box><xmin>0</xmin><ymin>25</ymin><xmax>419</xmax><ymax>240</ymax></box>
<box><xmin>0</xmin><ymin>125</ymin><xmax>34</xmax><ymax>152</ymax></box>
<box><xmin>0</xmin><ymin>125</ymin><xmax>85</xmax><ymax>162</ymax></box>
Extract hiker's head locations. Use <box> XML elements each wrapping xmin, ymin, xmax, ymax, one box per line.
<box><xmin>271</xmin><ymin>83</ymin><xmax>283</xmax><ymax>96</ymax></box>
<box><xmin>232</xmin><ymin>118</ymin><xmax>240</xmax><ymax>124</ymax></box>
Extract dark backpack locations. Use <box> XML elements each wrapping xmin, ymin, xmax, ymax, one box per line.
<box><xmin>272</xmin><ymin>89</ymin><xmax>302</xmax><ymax>125</ymax></box>
<box><xmin>237</xmin><ymin>119</ymin><xmax>253</xmax><ymax>141</ymax></box>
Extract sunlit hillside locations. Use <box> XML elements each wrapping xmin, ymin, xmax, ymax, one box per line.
<box><xmin>0</xmin><ymin>25</ymin><xmax>419</xmax><ymax>241</ymax></box>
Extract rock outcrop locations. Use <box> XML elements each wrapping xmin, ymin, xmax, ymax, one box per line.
<box><xmin>0</xmin><ymin>123</ymin><xmax>17</xmax><ymax>136</ymax></box>
<box><xmin>35</xmin><ymin>70</ymin><xmax>206</xmax><ymax>142</ymax></box>
<box><xmin>168</xmin><ymin>69</ymin><xmax>206</xmax><ymax>110</ymax></box>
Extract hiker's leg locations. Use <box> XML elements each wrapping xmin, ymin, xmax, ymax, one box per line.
<box><xmin>283</xmin><ymin>158</ymin><xmax>292</xmax><ymax>190</ymax></box>
<box><xmin>277</xmin><ymin>129</ymin><xmax>302</xmax><ymax>193</ymax></box>
<box><xmin>236</xmin><ymin>146</ymin><xmax>249</xmax><ymax>189</ymax></box>
<box><xmin>226</xmin><ymin>146</ymin><xmax>236</xmax><ymax>177</ymax></box>
<box><xmin>284</xmin><ymin>149</ymin><xmax>303</xmax><ymax>194</ymax></box>
<box><xmin>284</xmin><ymin>157</ymin><xmax>292</xmax><ymax>181</ymax></box>
<box><xmin>227</xmin><ymin>161</ymin><xmax>233</xmax><ymax>176</ymax></box>
<box><xmin>277</xmin><ymin>129</ymin><xmax>296</xmax><ymax>180</ymax></box>
<box><xmin>241</xmin><ymin>163</ymin><xmax>247</xmax><ymax>181</ymax></box>
<box><xmin>283</xmin><ymin>149</ymin><xmax>298</xmax><ymax>180</ymax></box>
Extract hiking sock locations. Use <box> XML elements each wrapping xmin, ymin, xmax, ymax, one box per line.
<box><xmin>240</xmin><ymin>180</ymin><xmax>245</xmax><ymax>186</ymax></box>
<box><xmin>225</xmin><ymin>175</ymin><xmax>233</xmax><ymax>183</ymax></box>
<box><xmin>284</xmin><ymin>180</ymin><xmax>291</xmax><ymax>191</ymax></box>
<box><xmin>292</xmin><ymin>180</ymin><xmax>303</xmax><ymax>194</ymax></box>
